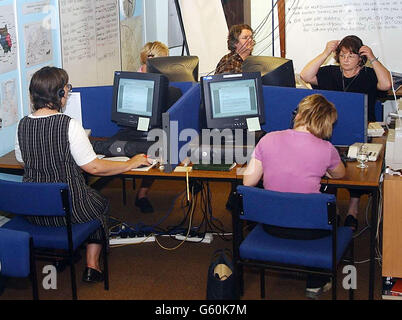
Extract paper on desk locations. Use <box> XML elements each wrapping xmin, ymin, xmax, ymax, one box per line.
<box><xmin>246</xmin><ymin>117</ymin><xmax>261</xmax><ymax>132</ymax></box>
<box><xmin>63</xmin><ymin>92</ymin><xmax>82</xmax><ymax>126</ymax></box>
<box><xmin>131</xmin><ymin>161</ymin><xmax>157</xmax><ymax>171</ymax></box>
<box><xmin>174</xmin><ymin>166</ymin><xmax>193</xmax><ymax>172</ymax></box>
<box><xmin>137</xmin><ymin>117</ymin><xmax>150</xmax><ymax>131</ymax></box>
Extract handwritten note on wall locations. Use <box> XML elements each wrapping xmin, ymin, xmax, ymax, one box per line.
<box><xmin>286</xmin><ymin>0</ymin><xmax>402</xmax><ymax>73</ymax></box>
<box><xmin>59</xmin><ymin>0</ymin><xmax>121</xmax><ymax>87</ymax></box>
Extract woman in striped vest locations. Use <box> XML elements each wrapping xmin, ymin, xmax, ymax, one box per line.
<box><xmin>15</xmin><ymin>66</ymin><xmax>151</xmax><ymax>283</ymax></box>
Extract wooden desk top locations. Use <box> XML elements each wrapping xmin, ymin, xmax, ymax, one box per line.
<box><xmin>0</xmin><ymin>135</ymin><xmax>386</xmax><ymax>186</ymax></box>
<box><xmin>0</xmin><ymin>151</ymin><xmax>243</xmax><ymax>181</ymax></box>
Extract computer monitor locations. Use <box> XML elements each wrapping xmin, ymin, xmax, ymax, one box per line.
<box><xmin>146</xmin><ymin>56</ymin><xmax>199</xmax><ymax>82</ymax></box>
<box><xmin>111</xmin><ymin>71</ymin><xmax>169</xmax><ymax>131</ymax></box>
<box><xmin>242</xmin><ymin>56</ymin><xmax>296</xmax><ymax>87</ymax></box>
<box><xmin>201</xmin><ymin>72</ymin><xmax>265</xmax><ymax>130</ymax></box>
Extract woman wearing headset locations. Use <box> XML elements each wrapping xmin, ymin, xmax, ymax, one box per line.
<box><xmin>300</xmin><ymin>35</ymin><xmax>392</xmax><ymax>231</ymax></box>
<box><xmin>15</xmin><ymin>66</ymin><xmax>151</xmax><ymax>283</ymax></box>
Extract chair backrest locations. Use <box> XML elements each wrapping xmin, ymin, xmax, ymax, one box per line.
<box><xmin>0</xmin><ymin>228</ymin><xmax>31</xmax><ymax>277</ymax></box>
<box><xmin>0</xmin><ymin>179</ymin><xmax>70</xmax><ymax>217</ymax></box>
<box><xmin>237</xmin><ymin>186</ymin><xmax>336</xmax><ymax>230</ymax></box>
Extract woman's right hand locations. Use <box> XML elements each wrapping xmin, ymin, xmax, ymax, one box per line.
<box><xmin>323</xmin><ymin>40</ymin><xmax>340</xmax><ymax>56</ymax></box>
<box><xmin>128</xmin><ymin>154</ymin><xmax>153</xmax><ymax>169</ymax></box>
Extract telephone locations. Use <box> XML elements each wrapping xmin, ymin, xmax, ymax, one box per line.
<box><xmin>347</xmin><ymin>143</ymin><xmax>383</xmax><ymax>161</ymax></box>
<box><xmin>367</xmin><ymin>122</ymin><xmax>385</xmax><ymax>137</ymax></box>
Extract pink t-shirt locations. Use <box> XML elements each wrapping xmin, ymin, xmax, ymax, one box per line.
<box><xmin>253</xmin><ymin>129</ymin><xmax>341</xmax><ymax>193</ymax></box>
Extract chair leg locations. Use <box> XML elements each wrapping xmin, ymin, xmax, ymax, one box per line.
<box><xmin>102</xmin><ymin>229</ymin><xmax>109</xmax><ymax>291</ymax></box>
<box><xmin>239</xmin><ymin>265</ymin><xmax>244</xmax><ymax>296</ymax></box>
<box><xmin>349</xmin><ymin>241</ymin><xmax>355</xmax><ymax>300</ymax></box>
<box><xmin>69</xmin><ymin>254</ymin><xmax>77</xmax><ymax>300</ymax></box>
<box><xmin>30</xmin><ymin>242</ymin><xmax>39</xmax><ymax>300</ymax></box>
<box><xmin>332</xmin><ymin>275</ymin><xmax>337</xmax><ymax>300</ymax></box>
<box><xmin>260</xmin><ymin>268</ymin><xmax>265</xmax><ymax>299</ymax></box>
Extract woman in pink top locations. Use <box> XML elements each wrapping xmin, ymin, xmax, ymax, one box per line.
<box><xmin>243</xmin><ymin>93</ymin><xmax>345</xmax><ymax>298</ymax></box>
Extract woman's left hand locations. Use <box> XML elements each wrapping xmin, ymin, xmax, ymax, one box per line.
<box><xmin>359</xmin><ymin>45</ymin><xmax>375</xmax><ymax>61</ymax></box>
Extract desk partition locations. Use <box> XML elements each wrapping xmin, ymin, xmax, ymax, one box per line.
<box><xmin>75</xmin><ymin>82</ymin><xmax>195</xmax><ymax>138</ymax></box>
<box><xmin>162</xmin><ymin>84</ymin><xmax>201</xmax><ymax>172</ymax></box>
<box><xmin>161</xmin><ymin>84</ymin><xmax>368</xmax><ymax>171</ymax></box>
<box><xmin>261</xmin><ymin>86</ymin><xmax>368</xmax><ymax>146</ymax></box>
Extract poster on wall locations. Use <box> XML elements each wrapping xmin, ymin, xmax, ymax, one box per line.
<box><xmin>0</xmin><ymin>5</ymin><xmax>18</xmax><ymax>74</ymax></box>
<box><xmin>120</xmin><ymin>0</ymin><xmax>143</xmax><ymax>72</ymax></box>
<box><xmin>286</xmin><ymin>0</ymin><xmax>402</xmax><ymax>74</ymax></box>
<box><xmin>60</xmin><ymin>0</ymin><xmax>121</xmax><ymax>87</ymax></box>
<box><xmin>0</xmin><ymin>78</ymin><xmax>18</xmax><ymax>128</ymax></box>
<box><xmin>24</xmin><ymin>20</ymin><xmax>53</xmax><ymax>67</ymax></box>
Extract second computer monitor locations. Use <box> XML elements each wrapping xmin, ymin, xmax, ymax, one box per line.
<box><xmin>242</xmin><ymin>56</ymin><xmax>296</xmax><ymax>88</ymax></box>
<box><xmin>146</xmin><ymin>56</ymin><xmax>199</xmax><ymax>82</ymax></box>
<box><xmin>111</xmin><ymin>71</ymin><xmax>169</xmax><ymax>131</ymax></box>
<box><xmin>201</xmin><ymin>72</ymin><xmax>265</xmax><ymax>130</ymax></box>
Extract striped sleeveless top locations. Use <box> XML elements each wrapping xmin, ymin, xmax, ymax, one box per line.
<box><xmin>17</xmin><ymin>114</ymin><xmax>108</xmax><ymax>226</ymax></box>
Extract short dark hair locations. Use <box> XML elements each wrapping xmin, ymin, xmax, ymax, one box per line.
<box><xmin>335</xmin><ymin>35</ymin><xmax>367</xmax><ymax>66</ymax></box>
<box><xmin>29</xmin><ymin>66</ymin><xmax>69</xmax><ymax>111</ymax></box>
<box><xmin>227</xmin><ymin>24</ymin><xmax>253</xmax><ymax>52</ymax></box>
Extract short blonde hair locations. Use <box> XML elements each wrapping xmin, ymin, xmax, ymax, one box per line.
<box><xmin>140</xmin><ymin>41</ymin><xmax>169</xmax><ymax>65</ymax></box>
<box><xmin>293</xmin><ymin>94</ymin><xmax>337</xmax><ymax>139</ymax></box>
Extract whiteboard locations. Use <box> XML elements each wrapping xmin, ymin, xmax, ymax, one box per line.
<box><xmin>286</xmin><ymin>0</ymin><xmax>402</xmax><ymax>74</ymax></box>
<box><xmin>59</xmin><ymin>0</ymin><xmax>121</xmax><ymax>87</ymax></box>
<box><xmin>178</xmin><ymin>0</ymin><xmax>228</xmax><ymax>77</ymax></box>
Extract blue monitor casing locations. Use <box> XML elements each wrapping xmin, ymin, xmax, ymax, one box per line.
<box><xmin>111</xmin><ymin>71</ymin><xmax>169</xmax><ymax>130</ymax></box>
<box><xmin>201</xmin><ymin>72</ymin><xmax>265</xmax><ymax>130</ymax></box>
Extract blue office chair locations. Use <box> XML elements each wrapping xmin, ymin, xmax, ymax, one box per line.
<box><xmin>0</xmin><ymin>179</ymin><xmax>109</xmax><ymax>300</ymax></box>
<box><xmin>0</xmin><ymin>228</ymin><xmax>38</xmax><ymax>299</ymax></box>
<box><xmin>234</xmin><ymin>186</ymin><xmax>354</xmax><ymax>300</ymax></box>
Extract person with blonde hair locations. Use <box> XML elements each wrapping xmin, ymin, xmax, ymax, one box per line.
<box><xmin>138</xmin><ymin>41</ymin><xmax>169</xmax><ymax>73</ymax></box>
<box><xmin>243</xmin><ymin>94</ymin><xmax>345</xmax><ymax>298</ymax></box>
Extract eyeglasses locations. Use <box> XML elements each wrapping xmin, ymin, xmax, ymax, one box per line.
<box><xmin>239</xmin><ymin>36</ymin><xmax>253</xmax><ymax>41</ymax></box>
<box><xmin>66</xmin><ymin>84</ymin><xmax>72</xmax><ymax>91</ymax></box>
<box><xmin>339</xmin><ymin>53</ymin><xmax>359</xmax><ymax>60</ymax></box>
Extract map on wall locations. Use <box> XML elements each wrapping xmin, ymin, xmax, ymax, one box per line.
<box><xmin>0</xmin><ymin>5</ymin><xmax>18</xmax><ymax>74</ymax></box>
<box><xmin>0</xmin><ymin>78</ymin><xmax>18</xmax><ymax>128</ymax></box>
<box><xmin>120</xmin><ymin>0</ymin><xmax>143</xmax><ymax>72</ymax></box>
<box><xmin>24</xmin><ymin>20</ymin><xmax>53</xmax><ymax>67</ymax></box>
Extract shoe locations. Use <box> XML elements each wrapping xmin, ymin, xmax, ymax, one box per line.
<box><xmin>82</xmin><ymin>267</ymin><xmax>104</xmax><ymax>283</ymax></box>
<box><xmin>306</xmin><ymin>276</ymin><xmax>332</xmax><ymax>299</ymax></box>
<box><xmin>135</xmin><ymin>196</ymin><xmax>154</xmax><ymax>213</ymax></box>
<box><xmin>344</xmin><ymin>215</ymin><xmax>358</xmax><ymax>232</ymax></box>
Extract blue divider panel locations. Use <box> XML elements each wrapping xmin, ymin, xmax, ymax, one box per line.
<box><xmin>260</xmin><ymin>86</ymin><xmax>367</xmax><ymax>146</ymax></box>
<box><xmin>74</xmin><ymin>86</ymin><xmax>119</xmax><ymax>138</ymax></box>
<box><xmin>164</xmin><ymin>84</ymin><xmax>201</xmax><ymax>169</ymax></box>
<box><xmin>75</xmin><ymin>82</ymin><xmax>194</xmax><ymax>138</ymax></box>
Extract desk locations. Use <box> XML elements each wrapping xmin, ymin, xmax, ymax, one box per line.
<box><xmin>0</xmin><ymin>144</ymin><xmax>385</xmax><ymax>299</ymax></box>
<box><xmin>382</xmin><ymin>174</ymin><xmax>402</xmax><ymax>278</ymax></box>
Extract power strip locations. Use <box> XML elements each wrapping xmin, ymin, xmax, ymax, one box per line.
<box><xmin>109</xmin><ymin>236</ymin><xmax>155</xmax><ymax>245</ymax></box>
<box><xmin>174</xmin><ymin>233</ymin><xmax>213</xmax><ymax>244</ymax></box>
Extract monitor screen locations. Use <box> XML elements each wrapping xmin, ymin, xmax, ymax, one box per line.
<box><xmin>242</xmin><ymin>56</ymin><xmax>296</xmax><ymax>88</ymax></box>
<box><xmin>111</xmin><ymin>71</ymin><xmax>169</xmax><ymax>130</ymax></box>
<box><xmin>146</xmin><ymin>56</ymin><xmax>199</xmax><ymax>82</ymax></box>
<box><xmin>201</xmin><ymin>72</ymin><xmax>265</xmax><ymax>130</ymax></box>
